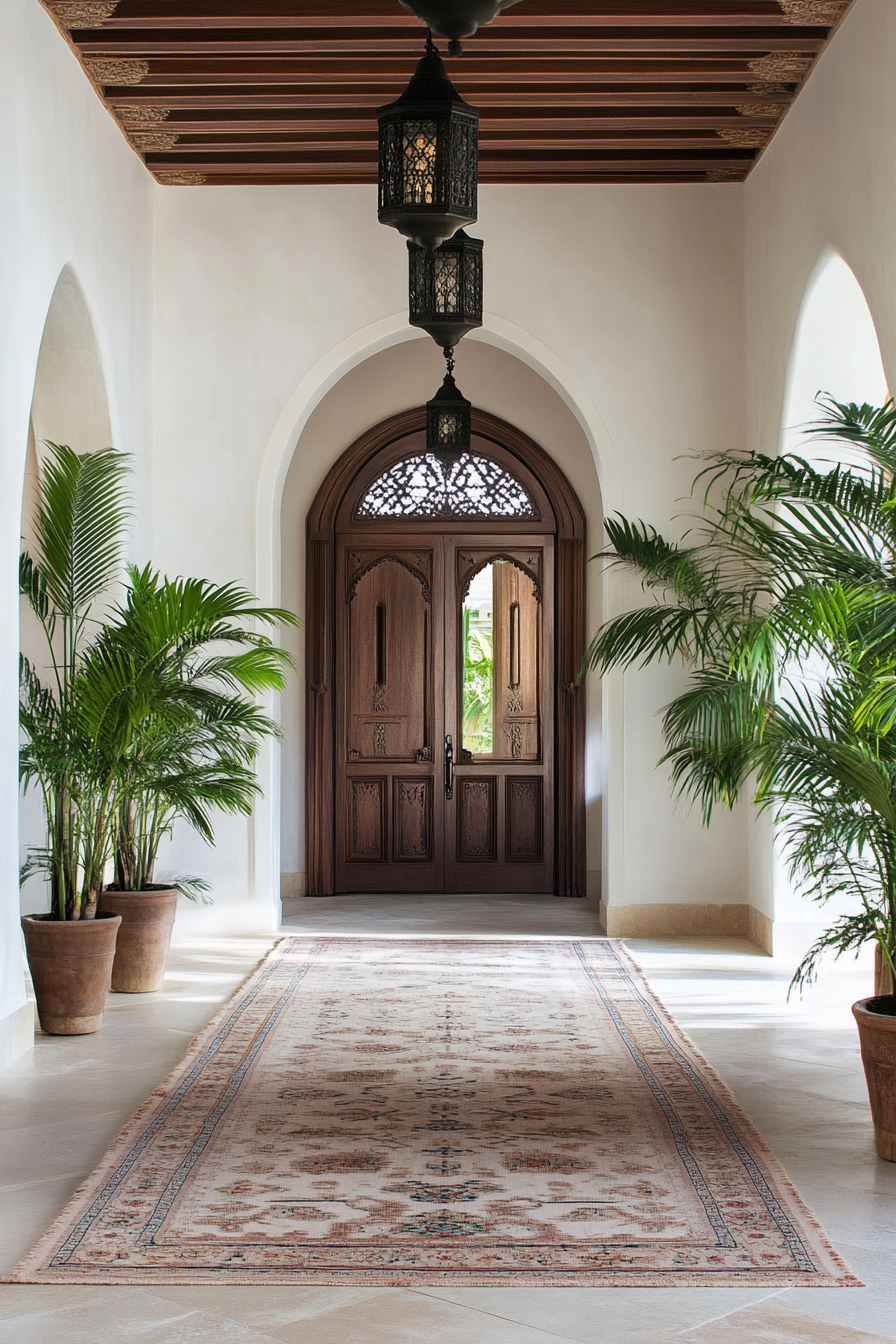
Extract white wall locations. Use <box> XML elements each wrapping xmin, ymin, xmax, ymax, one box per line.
<box><xmin>744</xmin><ymin>0</ymin><xmax>896</xmax><ymax>954</ymax></box>
<box><xmin>2</xmin><ymin>0</ymin><xmax>154</xmax><ymax>1059</ymax></box>
<box><xmin>153</xmin><ymin>180</ymin><xmax>748</xmax><ymax>926</ymax></box>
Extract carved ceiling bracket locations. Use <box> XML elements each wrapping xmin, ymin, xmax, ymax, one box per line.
<box><xmin>778</xmin><ymin>1</ymin><xmax>848</xmax><ymax>23</ymax></box>
<box><xmin>748</xmin><ymin>53</ymin><xmax>814</xmax><ymax>82</ymax></box>
<box><xmin>736</xmin><ymin>103</ymin><xmax>788</xmax><ymax>118</ymax></box>
<box><xmin>130</xmin><ymin>132</ymin><xmax>180</xmax><ymax>154</ymax></box>
<box><xmin>154</xmin><ymin>172</ymin><xmax>207</xmax><ymax>186</ymax></box>
<box><xmin>717</xmin><ymin>129</ymin><xmax>772</xmax><ymax>149</ymax></box>
<box><xmin>84</xmin><ymin>58</ymin><xmax>149</xmax><ymax>85</ymax></box>
<box><xmin>49</xmin><ymin>1</ymin><xmax>118</xmax><ymax>28</ymax></box>
<box><xmin>114</xmin><ymin>107</ymin><xmax>171</xmax><ymax>128</ymax></box>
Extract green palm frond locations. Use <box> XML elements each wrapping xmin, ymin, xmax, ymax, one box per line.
<box><xmin>583</xmin><ymin>395</ymin><xmax>896</xmax><ymax>991</ymax></box>
<box><xmin>34</xmin><ymin>443</ymin><xmax>131</xmax><ymax>625</ymax></box>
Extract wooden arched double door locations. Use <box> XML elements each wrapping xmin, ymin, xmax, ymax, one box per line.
<box><xmin>306</xmin><ymin>410</ymin><xmax>586</xmax><ymax>897</ymax></box>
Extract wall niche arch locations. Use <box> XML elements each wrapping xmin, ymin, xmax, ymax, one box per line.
<box><xmin>20</xmin><ymin>265</ymin><xmax>114</xmax><ymax>916</ymax></box>
<box><xmin>305</xmin><ymin>407</ymin><xmax>586</xmax><ymax>898</ymax></box>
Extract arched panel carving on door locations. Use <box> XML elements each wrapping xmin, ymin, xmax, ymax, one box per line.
<box><xmin>306</xmin><ymin>407</ymin><xmax>586</xmax><ymax>897</ymax></box>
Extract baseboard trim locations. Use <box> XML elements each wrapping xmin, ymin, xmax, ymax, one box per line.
<box><xmin>0</xmin><ymin>1000</ymin><xmax>35</xmax><ymax>1072</ymax></box>
<box><xmin>748</xmin><ymin>907</ymin><xmax>773</xmax><ymax>956</ymax></box>
<box><xmin>280</xmin><ymin>872</ymin><xmax>307</xmax><ymax>901</ymax></box>
<box><xmin>604</xmin><ymin>902</ymin><xmax>771</xmax><ymax>951</ymax></box>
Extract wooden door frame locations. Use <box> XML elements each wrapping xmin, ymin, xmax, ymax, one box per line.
<box><xmin>305</xmin><ymin>407</ymin><xmax>587</xmax><ymax>897</ymax></box>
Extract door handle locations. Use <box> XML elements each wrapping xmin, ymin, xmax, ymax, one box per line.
<box><xmin>444</xmin><ymin>733</ymin><xmax>454</xmax><ymax>800</ymax></box>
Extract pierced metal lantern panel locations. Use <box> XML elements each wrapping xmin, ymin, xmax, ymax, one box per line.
<box><xmin>409</xmin><ymin>231</ymin><xmax>483</xmax><ymax>349</ymax></box>
<box><xmin>377</xmin><ymin>45</ymin><xmax>479</xmax><ymax>248</ymax></box>
<box><xmin>426</xmin><ymin>370</ymin><xmax>472</xmax><ymax>469</ymax></box>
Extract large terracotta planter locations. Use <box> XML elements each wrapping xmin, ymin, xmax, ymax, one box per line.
<box><xmin>98</xmin><ymin>887</ymin><xmax>178</xmax><ymax>992</ymax></box>
<box><xmin>853</xmin><ymin>994</ymin><xmax>896</xmax><ymax>1162</ymax></box>
<box><xmin>22</xmin><ymin>912</ymin><xmax>122</xmax><ymax>1035</ymax></box>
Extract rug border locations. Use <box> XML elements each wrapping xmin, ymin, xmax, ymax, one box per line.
<box><xmin>6</xmin><ymin>936</ymin><xmax>862</xmax><ymax>1288</ymax></box>
<box><xmin>603</xmin><ymin>939</ymin><xmax>862</xmax><ymax>1287</ymax></box>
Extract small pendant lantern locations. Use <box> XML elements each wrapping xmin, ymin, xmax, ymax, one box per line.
<box><xmin>377</xmin><ymin>33</ymin><xmax>479</xmax><ymax>249</ymax></box>
<box><xmin>426</xmin><ymin>349</ymin><xmax>471</xmax><ymax>474</ymax></box>
<box><xmin>408</xmin><ymin>230</ymin><xmax>483</xmax><ymax>349</ymax></box>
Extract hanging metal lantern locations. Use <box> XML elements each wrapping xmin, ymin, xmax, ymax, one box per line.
<box><xmin>408</xmin><ymin>230</ymin><xmax>483</xmax><ymax>349</ymax></box>
<box><xmin>399</xmin><ymin>0</ymin><xmax>522</xmax><ymax>55</ymax></box>
<box><xmin>426</xmin><ymin>353</ymin><xmax>471</xmax><ymax>471</ymax></box>
<box><xmin>377</xmin><ymin>35</ymin><xmax>478</xmax><ymax>249</ymax></box>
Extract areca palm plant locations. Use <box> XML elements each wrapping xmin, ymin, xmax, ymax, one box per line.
<box><xmin>94</xmin><ymin>566</ymin><xmax>296</xmax><ymax>895</ymax></box>
<box><xmin>583</xmin><ymin>397</ymin><xmax>896</xmax><ymax>993</ymax></box>
<box><xmin>20</xmin><ymin>443</ymin><xmax>297</xmax><ymax>920</ymax></box>
<box><xmin>20</xmin><ymin>443</ymin><xmax>132</xmax><ymax>919</ymax></box>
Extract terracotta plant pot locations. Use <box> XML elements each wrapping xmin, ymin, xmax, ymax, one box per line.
<box><xmin>22</xmin><ymin>912</ymin><xmax>122</xmax><ymax>1035</ymax></box>
<box><xmin>98</xmin><ymin>887</ymin><xmax>178</xmax><ymax>993</ymax></box>
<box><xmin>853</xmin><ymin>994</ymin><xmax>896</xmax><ymax>1162</ymax></box>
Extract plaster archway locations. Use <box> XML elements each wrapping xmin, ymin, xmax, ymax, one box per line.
<box><xmin>764</xmin><ymin>252</ymin><xmax>889</xmax><ymax>959</ymax></box>
<box><xmin>28</xmin><ymin>263</ymin><xmax>113</xmax><ymax>457</ymax></box>
<box><xmin>257</xmin><ymin>327</ymin><xmax>614</xmax><ymax>923</ymax></box>
<box><xmin>19</xmin><ymin>266</ymin><xmax>115</xmax><ymax>919</ymax></box>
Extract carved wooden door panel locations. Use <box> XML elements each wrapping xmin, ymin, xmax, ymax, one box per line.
<box><xmin>334</xmin><ymin>530</ymin><xmax>553</xmax><ymax>893</ymax></box>
<box><xmin>335</xmin><ymin>535</ymin><xmax>444</xmax><ymax>892</ymax></box>
<box><xmin>446</xmin><ymin>537</ymin><xmax>554</xmax><ymax>892</ymax></box>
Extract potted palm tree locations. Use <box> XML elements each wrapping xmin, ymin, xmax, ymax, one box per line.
<box><xmin>21</xmin><ymin>443</ymin><xmax>298</xmax><ymax>1020</ymax></box>
<box><xmin>19</xmin><ymin>443</ymin><xmax>130</xmax><ymax>1032</ymax></box>
<box><xmin>96</xmin><ymin>566</ymin><xmax>296</xmax><ymax>991</ymax></box>
<box><xmin>582</xmin><ymin>397</ymin><xmax>896</xmax><ymax>1159</ymax></box>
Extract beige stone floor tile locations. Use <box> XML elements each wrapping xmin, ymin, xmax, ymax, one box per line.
<box><xmin>411</xmin><ymin>1286</ymin><xmax>783</xmax><ymax>1343</ymax></box>
<box><xmin>0</xmin><ymin>1285</ymin><xmax>111</xmax><ymax>1322</ymax></box>
<box><xmin>281</xmin><ymin>894</ymin><xmax>607</xmax><ymax>940</ymax></box>
<box><xmin>0</xmin><ymin>1112</ymin><xmax>137</xmax><ymax>1188</ymax></box>
<box><xmin>0</xmin><ymin>1177</ymin><xmax>98</xmax><ymax>1270</ymax></box>
<box><xmin>778</xmin><ymin>1242</ymin><xmax>896</xmax><ymax>1340</ymax></box>
<box><xmin>146</xmin><ymin>1283</ymin><xmax>395</xmax><ymax>1330</ymax></box>
<box><xmin>0</xmin><ymin>1067</ymin><xmax>171</xmax><ymax>1131</ymax></box>
<box><xmin>0</xmin><ymin>1286</ymin><xmax>287</xmax><ymax>1344</ymax></box>
<box><xmin>267</xmin><ymin>1288</ymin><xmax>577</xmax><ymax>1343</ymax></box>
<box><xmin>787</xmin><ymin>1187</ymin><xmax>896</xmax><ymax>1250</ymax></box>
<box><xmin>676</xmin><ymin>1298</ymin><xmax>893</xmax><ymax>1343</ymax></box>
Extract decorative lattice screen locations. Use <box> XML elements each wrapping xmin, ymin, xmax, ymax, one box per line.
<box><xmin>355</xmin><ymin>453</ymin><xmax>536</xmax><ymax>520</ymax></box>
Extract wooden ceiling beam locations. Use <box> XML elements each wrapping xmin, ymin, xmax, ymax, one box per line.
<box><xmin>146</xmin><ymin>130</ymin><xmax>767</xmax><ymax>148</ymax></box>
<box><xmin>125</xmin><ymin>111</ymin><xmax>782</xmax><ymax>131</ymax></box>
<box><xmin>76</xmin><ymin>32</ymin><xmax>825</xmax><ymax>56</ymax></box>
<box><xmin>59</xmin><ymin>0</ymin><xmax>833</xmax><ymax>28</ymax></box>
<box><xmin>91</xmin><ymin>54</ymin><xmax>813</xmax><ymax>79</ymax></box>
<box><xmin>145</xmin><ymin>152</ymin><xmax>751</xmax><ymax>171</ymax></box>
<box><xmin>109</xmin><ymin>89</ymin><xmax>796</xmax><ymax>109</ymax></box>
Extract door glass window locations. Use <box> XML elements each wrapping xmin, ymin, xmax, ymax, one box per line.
<box><xmin>462</xmin><ymin>563</ymin><xmax>495</xmax><ymax>755</ymax></box>
<box><xmin>461</xmin><ymin>558</ymin><xmax>541</xmax><ymax>762</ymax></box>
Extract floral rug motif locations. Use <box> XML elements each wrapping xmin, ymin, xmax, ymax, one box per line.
<box><xmin>10</xmin><ymin>938</ymin><xmax>859</xmax><ymax>1286</ymax></box>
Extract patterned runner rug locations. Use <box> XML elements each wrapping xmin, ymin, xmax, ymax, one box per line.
<box><xmin>10</xmin><ymin>938</ymin><xmax>858</xmax><ymax>1287</ymax></box>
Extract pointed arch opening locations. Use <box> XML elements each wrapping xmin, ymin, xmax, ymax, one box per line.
<box><xmin>766</xmin><ymin>254</ymin><xmax>889</xmax><ymax>957</ymax></box>
<box><xmin>19</xmin><ymin>266</ymin><xmax>114</xmax><ymax>917</ymax></box>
